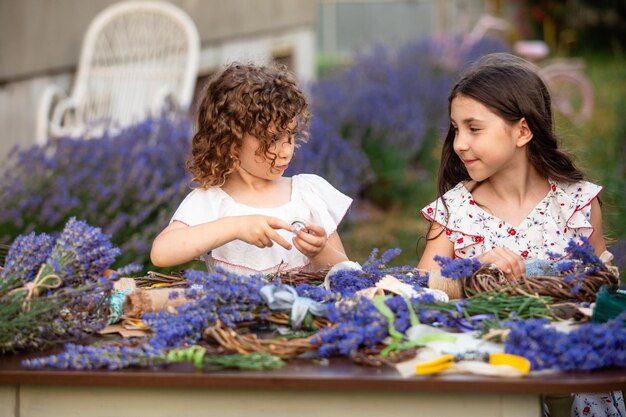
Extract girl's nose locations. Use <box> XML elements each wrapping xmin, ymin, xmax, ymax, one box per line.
<box><xmin>277</xmin><ymin>140</ymin><xmax>294</xmax><ymax>159</ymax></box>
<box><xmin>453</xmin><ymin>131</ymin><xmax>469</xmax><ymax>153</ymax></box>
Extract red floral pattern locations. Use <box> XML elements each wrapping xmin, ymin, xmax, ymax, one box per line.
<box><xmin>572</xmin><ymin>391</ymin><xmax>625</xmax><ymax>417</ymax></box>
<box><xmin>420</xmin><ymin>179</ymin><xmax>602</xmax><ymax>259</ymax></box>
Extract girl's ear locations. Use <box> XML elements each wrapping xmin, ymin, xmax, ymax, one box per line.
<box><xmin>515</xmin><ymin>117</ymin><xmax>533</xmax><ymax>147</ymax></box>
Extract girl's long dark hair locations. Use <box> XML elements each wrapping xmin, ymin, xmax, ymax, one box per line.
<box><xmin>421</xmin><ymin>53</ymin><xmax>587</xmax><ymax>248</ymax></box>
<box><xmin>438</xmin><ymin>52</ymin><xmax>585</xmax><ymax>201</ymax></box>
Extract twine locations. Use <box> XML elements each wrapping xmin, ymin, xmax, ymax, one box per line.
<box><xmin>133</xmin><ymin>270</ymin><xmax>187</xmax><ymax>289</ymax></box>
<box><xmin>7</xmin><ymin>264</ymin><xmax>62</xmax><ymax>311</ymax></box>
<box><xmin>123</xmin><ymin>288</ymin><xmax>189</xmax><ymax>318</ymax></box>
<box><xmin>427</xmin><ymin>269</ymin><xmax>464</xmax><ymax>299</ymax></box>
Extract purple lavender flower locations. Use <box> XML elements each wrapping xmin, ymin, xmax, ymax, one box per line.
<box><xmin>314</xmin><ymin>296</ymin><xmax>388</xmax><ymax>357</ymax></box>
<box><xmin>0</xmin><ymin>114</ymin><xmax>192</xmax><ymax>268</ymax></box>
<box><xmin>107</xmin><ymin>262</ymin><xmax>143</xmax><ymax>280</ymax></box>
<box><xmin>329</xmin><ymin>248</ymin><xmax>424</xmax><ymax>296</ymax></box>
<box><xmin>564</xmin><ymin>237</ymin><xmax>604</xmax><ymax>270</ymax></box>
<box><xmin>0</xmin><ymin>232</ymin><xmax>54</xmax><ymax>291</ymax></box>
<box><xmin>46</xmin><ymin>217</ymin><xmax>121</xmax><ymax>286</ymax></box>
<box><xmin>434</xmin><ymin>255</ymin><xmax>482</xmax><ymax>280</ymax></box>
<box><xmin>306</xmin><ymin>36</ymin><xmax>508</xmax><ymax>203</ymax></box>
<box><xmin>294</xmin><ymin>283</ymin><xmax>339</xmax><ymax>303</ymax></box>
<box><xmin>504</xmin><ymin>312</ymin><xmax>626</xmax><ymax>371</ymax></box>
<box><xmin>547</xmin><ymin>237</ymin><xmax>609</xmax><ymax>296</ymax></box>
<box><xmin>314</xmin><ymin>292</ymin><xmax>444</xmax><ymax>357</ymax></box>
<box><xmin>22</xmin><ymin>343</ymin><xmax>163</xmax><ymax>370</ymax></box>
<box><xmin>144</xmin><ymin>268</ymin><xmax>271</xmax><ymax>350</ymax></box>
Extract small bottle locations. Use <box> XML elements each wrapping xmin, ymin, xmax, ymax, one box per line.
<box><xmin>290</xmin><ymin>218</ymin><xmax>308</xmax><ymax>234</ymax></box>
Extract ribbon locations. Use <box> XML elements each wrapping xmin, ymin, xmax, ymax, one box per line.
<box><xmin>373</xmin><ymin>295</ymin><xmax>456</xmax><ymax>357</ymax></box>
<box><xmin>259</xmin><ymin>284</ymin><xmax>326</xmax><ymax>330</ymax></box>
<box><xmin>7</xmin><ymin>263</ymin><xmax>62</xmax><ymax>311</ymax></box>
<box><xmin>107</xmin><ymin>288</ymin><xmax>133</xmax><ymax>324</ymax></box>
<box><xmin>167</xmin><ymin>345</ymin><xmax>207</xmax><ymax>370</ymax></box>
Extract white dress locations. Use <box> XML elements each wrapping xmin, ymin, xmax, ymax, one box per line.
<box><xmin>171</xmin><ymin>174</ymin><xmax>352</xmax><ymax>276</ymax></box>
<box><xmin>420</xmin><ymin>179</ymin><xmax>602</xmax><ymax>260</ymax></box>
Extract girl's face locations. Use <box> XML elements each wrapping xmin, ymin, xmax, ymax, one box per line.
<box><xmin>238</xmin><ymin>124</ymin><xmax>295</xmax><ymax>181</ymax></box>
<box><xmin>450</xmin><ymin>94</ymin><xmax>525</xmax><ymax>182</ymax></box>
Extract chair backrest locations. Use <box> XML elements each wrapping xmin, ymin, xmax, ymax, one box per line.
<box><xmin>71</xmin><ymin>1</ymin><xmax>199</xmax><ymax>130</ymax></box>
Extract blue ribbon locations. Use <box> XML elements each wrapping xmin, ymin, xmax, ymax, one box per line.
<box><xmin>259</xmin><ymin>284</ymin><xmax>326</xmax><ymax>330</ymax></box>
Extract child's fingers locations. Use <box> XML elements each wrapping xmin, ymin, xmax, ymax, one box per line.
<box><xmin>496</xmin><ymin>249</ymin><xmax>525</xmax><ymax>280</ymax></box>
<box><xmin>266</xmin><ymin>216</ymin><xmax>293</xmax><ymax>232</ymax></box>
<box><xmin>479</xmin><ymin>247</ymin><xmax>525</xmax><ymax>280</ymax></box>
<box><xmin>267</xmin><ymin>229</ymin><xmax>292</xmax><ymax>250</ymax></box>
<box><xmin>292</xmin><ymin>235</ymin><xmax>320</xmax><ymax>256</ymax></box>
<box><xmin>302</xmin><ymin>223</ymin><xmax>325</xmax><ymax>236</ymax></box>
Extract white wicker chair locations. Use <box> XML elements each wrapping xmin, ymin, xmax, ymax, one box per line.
<box><xmin>36</xmin><ymin>1</ymin><xmax>199</xmax><ymax>143</ymax></box>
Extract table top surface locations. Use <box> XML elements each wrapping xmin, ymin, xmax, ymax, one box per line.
<box><xmin>1</xmin><ymin>351</ymin><xmax>625</xmax><ymax>394</ymax></box>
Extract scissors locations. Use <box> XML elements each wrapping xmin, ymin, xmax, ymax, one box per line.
<box><xmin>415</xmin><ymin>350</ymin><xmax>531</xmax><ymax>375</ymax></box>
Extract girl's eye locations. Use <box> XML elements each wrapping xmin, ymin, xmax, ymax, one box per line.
<box><xmin>469</xmin><ymin>127</ymin><xmax>480</xmax><ymax>133</ymax></box>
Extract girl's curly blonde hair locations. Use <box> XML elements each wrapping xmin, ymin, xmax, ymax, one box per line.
<box><xmin>187</xmin><ymin>62</ymin><xmax>310</xmax><ymax>188</ymax></box>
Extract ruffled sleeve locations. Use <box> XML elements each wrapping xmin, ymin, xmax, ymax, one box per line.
<box><xmin>549</xmin><ymin>179</ymin><xmax>602</xmax><ymax>236</ymax></box>
<box><xmin>293</xmin><ymin>174</ymin><xmax>353</xmax><ymax>235</ymax></box>
<box><xmin>170</xmin><ymin>187</ymin><xmax>230</xmax><ymax>226</ymax></box>
<box><xmin>420</xmin><ymin>183</ymin><xmax>485</xmax><ymax>254</ymax></box>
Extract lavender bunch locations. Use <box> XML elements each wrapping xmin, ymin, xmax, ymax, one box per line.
<box><xmin>314</xmin><ymin>292</ymin><xmax>438</xmax><ymax>357</ymax></box>
<box><xmin>329</xmin><ymin>248</ymin><xmax>423</xmax><ymax>296</ymax></box>
<box><xmin>0</xmin><ymin>218</ymin><xmax>121</xmax><ymax>353</ymax></box>
<box><xmin>0</xmin><ymin>232</ymin><xmax>54</xmax><ymax>293</ymax></box>
<box><xmin>434</xmin><ymin>255</ymin><xmax>482</xmax><ymax>280</ymax></box>
<box><xmin>144</xmin><ymin>268</ymin><xmax>271</xmax><ymax>350</ymax></box>
<box><xmin>313</xmin><ymin>296</ymin><xmax>388</xmax><ymax>357</ymax></box>
<box><xmin>504</xmin><ymin>312</ymin><xmax>626</xmax><ymax>371</ymax></box>
<box><xmin>45</xmin><ymin>217</ymin><xmax>121</xmax><ymax>287</ymax></box>
<box><xmin>23</xmin><ymin>343</ymin><xmax>162</xmax><ymax>370</ymax></box>
<box><xmin>563</xmin><ymin>237</ymin><xmax>605</xmax><ymax>269</ymax></box>
<box><xmin>23</xmin><ymin>343</ymin><xmax>284</xmax><ymax>371</ymax></box>
<box><xmin>294</xmin><ymin>283</ymin><xmax>339</xmax><ymax>303</ymax></box>
<box><xmin>549</xmin><ymin>237</ymin><xmax>611</xmax><ymax>295</ymax></box>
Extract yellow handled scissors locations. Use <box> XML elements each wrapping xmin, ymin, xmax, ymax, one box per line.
<box><xmin>415</xmin><ymin>351</ymin><xmax>530</xmax><ymax>375</ymax></box>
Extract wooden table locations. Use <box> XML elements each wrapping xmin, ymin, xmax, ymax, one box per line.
<box><xmin>1</xmin><ymin>352</ymin><xmax>625</xmax><ymax>417</ymax></box>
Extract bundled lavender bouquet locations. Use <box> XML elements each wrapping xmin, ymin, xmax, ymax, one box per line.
<box><xmin>0</xmin><ymin>217</ymin><xmax>120</xmax><ymax>353</ymax></box>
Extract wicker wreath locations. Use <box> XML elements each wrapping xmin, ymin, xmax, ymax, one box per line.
<box><xmin>464</xmin><ymin>264</ymin><xmax>619</xmax><ymax>302</ymax></box>
<box><xmin>273</xmin><ymin>268</ymin><xmax>329</xmax><ymax>286</ymax></box>
<box><xmin>204</xmin><ymin>319</ymin><xmax>320</xmax><ymax>360</ymax></box>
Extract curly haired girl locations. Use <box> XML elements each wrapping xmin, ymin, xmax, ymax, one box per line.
<box><xmin>151</xmin><ymin>62</ymin><xmax>352</xmax><ymax>275</ymax></box>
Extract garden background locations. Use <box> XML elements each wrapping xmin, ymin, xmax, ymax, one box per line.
<box><xmin>0</xmin><ymin>0</ymin><xmax>624</xmax><ymax>274</ymax></box>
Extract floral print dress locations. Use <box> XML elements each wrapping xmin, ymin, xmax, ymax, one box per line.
<box><xmin>420</xmin><ymin>179</ymin><xmax>602</xmax><ymax>260</ymax></box>
<box><xmin>422</xmin><ymin>179</ymin><xmax>625</xmax><ymax>417</ymax></box>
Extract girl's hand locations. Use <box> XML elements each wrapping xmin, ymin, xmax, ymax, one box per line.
<box><xmin>292</xmin><ymin>223</ymin><xmax>327</xmax><ymax>258</ymax></box>
<box><xmin>477</xmin><ymin>247</ymin><xmax>525</xmax><ymax>280</ymax></box>
<box><xmin>237</xmin><ymin>215</ymin><xmax>293</xmax><ymax>250</ymax></box>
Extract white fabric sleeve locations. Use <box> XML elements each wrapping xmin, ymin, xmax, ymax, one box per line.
<box><xmin>170</xmin><ymin>188</ymin><xmax>220</xmax><ymax>227</ymax></box>
<box><xmin>298</xmin><ymin>174</ymin><xmax>352</xmax><ymax>235</ymax></box>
